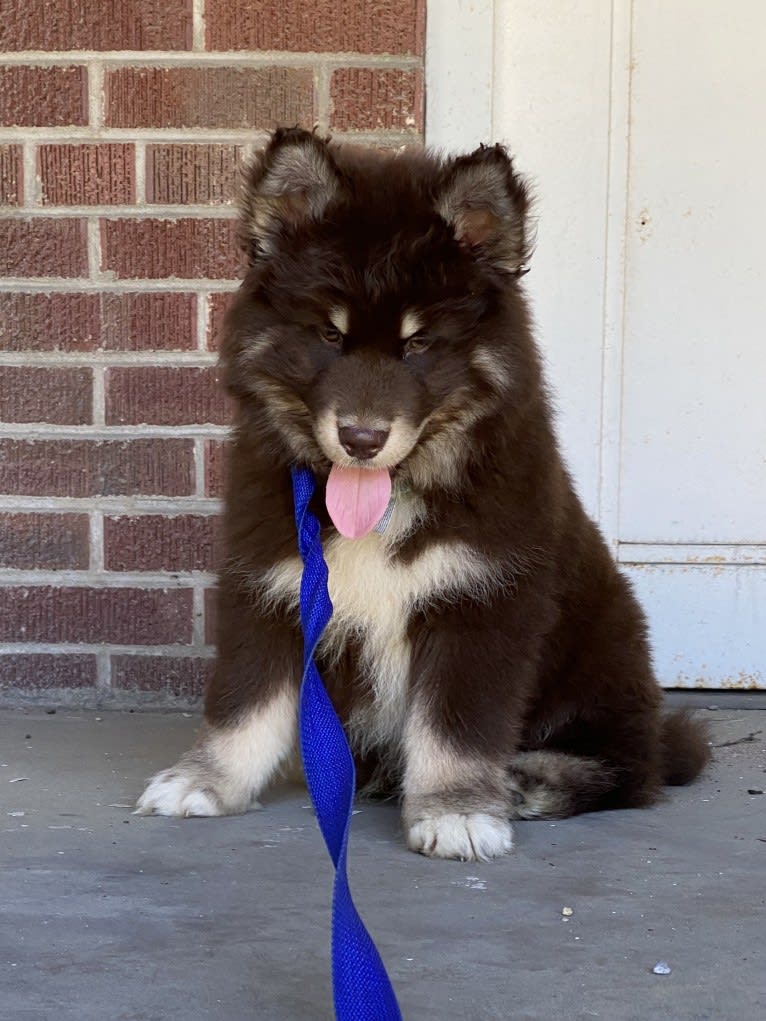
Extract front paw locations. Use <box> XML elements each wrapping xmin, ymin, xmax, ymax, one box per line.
<box><xmin>135</xmin><ymin>696</ymin><xmax>298</xmax><ymax>818</ymax></box>
<box><xmin>406</xmin><ymin>812</ymin><xmax>513</xmax><ymax>861</ymax></box>
<box><xmin>135</xmin><ymin>754</ymin><xmax>253</xmax><ymax>818</ymax></box>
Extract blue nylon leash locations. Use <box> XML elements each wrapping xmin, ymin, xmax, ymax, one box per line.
<box><xmin>291</xmin><ymin>465</ymin><xmax>403</xmax><ymax>1021</ymax></box>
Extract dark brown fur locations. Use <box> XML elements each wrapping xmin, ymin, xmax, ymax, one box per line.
<box><xmin>137</xmin><ymin>129</ymin><xmax>710</xmax><ymax>855</ymax></box>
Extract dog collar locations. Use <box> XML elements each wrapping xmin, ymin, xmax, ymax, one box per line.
<box><xmin>373</xmin><ymin>478</ymin><xmax>412</xmax><ymax>533</ymax></box>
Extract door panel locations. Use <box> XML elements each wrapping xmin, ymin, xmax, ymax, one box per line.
<box><xmin>620</xmin><ymin>2</ymin><xmax>766</xmax><ymax>543</ymax></box>
<box><xmin>626</xmin><ymin>565</ymin><xmax>766</xmax><ymax>691</ymax></box>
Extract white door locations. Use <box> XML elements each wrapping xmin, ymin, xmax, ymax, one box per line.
<box><xmin>427</xmin><ymin>1</ymin><xmax>766</xmax><ymax>689</ymax></box>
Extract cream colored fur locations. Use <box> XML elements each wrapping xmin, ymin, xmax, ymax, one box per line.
<box><xmin>402</xmin><ymin>711</ymin><xmax>513</xmax><ymax>860</ymax></box>
<box><xmin>135</xmin><ymin>687</ymin><xmax>297</xmax><ymax>817</ymax></box>
<box><xmin>407</xmin><ymin>813</ymin><xmax>513</xmax><ymax>861</ymax></box>
<box><xmin>260</xmin><ymin>492</ymin><xmax>501</xmax><ymax>754</ymax></box>
<box><xmin>314</xmin><ymin>406</ymin><xmax>423</xmax><ymax>471</ymax></box>
<box><xmin>399</xmin><ymin>310</ymin><xmax>424</xmax><ymax>339</ymax></box>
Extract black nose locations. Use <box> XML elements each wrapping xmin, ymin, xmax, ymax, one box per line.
<box><xmin>338</xmin><ymin>425</ymin><xmax>389</xmax><ymax>460</ymax></box>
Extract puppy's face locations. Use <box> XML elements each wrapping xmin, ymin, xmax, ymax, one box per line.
<box><xmin>223</xmin><ymin>130</ymin><xmax>531</xmax><ymax>488</ymax></box>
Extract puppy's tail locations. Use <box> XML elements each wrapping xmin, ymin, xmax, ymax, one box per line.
<box><xmin>660</xmin><ymin>709</ymin><xmax>711</xmax><ymax>786</ymax></box>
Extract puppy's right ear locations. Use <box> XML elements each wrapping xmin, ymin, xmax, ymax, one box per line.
<box><xmin>239</xmin><ymin>128</ymin><xmax>342</xmax><ymax>262</ymax></box>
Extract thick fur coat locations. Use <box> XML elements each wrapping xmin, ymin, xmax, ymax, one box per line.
<box><xmin>137</xmin><ymin>129</ymin><xmax>709</xmax><ymax>861</ymax></box>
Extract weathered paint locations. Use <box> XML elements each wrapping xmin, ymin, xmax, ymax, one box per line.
<box><xmin>625</xmin><ymin>565</ymin><xmax>765</xmax><ymax>690</ymax></box>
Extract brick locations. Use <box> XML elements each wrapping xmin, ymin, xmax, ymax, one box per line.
<box><xmin>0</xmin><ymin>293</ymin><xmax>100</xmax><ymax>351</ymax></box>
<box><xmin>0</xmin><ymin>513</ymin><xmax>89</xmax><ymax>570</ymax></box>
<box><xmin>204</xmin><ymin>439</ymin><xmax>227</xmax><ymax>497</ymax></box>
<box><xmin>0</xmin><ymin>145</ymin><xmax>23</xmax><ymax>205</ymax></box>
<box><xmin>105</xmin><ymin>366</ymin><xmax>229</xmax><ymax>425</ymax></box>
<box><xmin>0</xmin><ymin>293</ymin><xmax>197</xmax><ymax>352</ymax></box>
<box><xmin>0</xmin><ymin>1</ymin><xmax>193</xmax><ymax>51</ymax></box>
<box><xmin>0</xmin><ymin>294</ymin><xmax>101</xmax><ymax>351</ymax></box>
<box><xmin>100</xmin><ymin>218</ymin><xmax>240</xmax><ymax>279</ymax></box>
<box><xmin>146</xmin><ymin>144</ymin><xmax>242</xmax><ymax>205</ymax></box>
<box><xmin>100</xmin><ymin>292</ymin><xmax>198</xmax><ymax>349</ymax></box>
<box><xmin>0</xmin><ymin>586</ymin><xmax>194</xmax><ymax>645</ymax></box>
<box><xmin>104</xmin><ymin>66</ymin><xmax>315</xmax><ymax>130</ymax></box>
<box><xmin>330</xmin><ymin>68</ymin><xmax>424</xmax><ymax>132</ymax></box>
<box><xmin>0</xmin><ymin>366</ymin><xmax>92</xmax><ymax>424</ymax></box>
<box><xmin>39</xmin><ymin>144</ymin><xmax>136</xmax><ymax>206</ymax></box>
<box><xmin>104</xmin><ymin>514</ymin><xmax>218</xmax><ymax>572</ymax></box>
<box><xmin>206</xmin><ymin>291</ymin><xmax>234</xmax><ymax>350</ymax></box>
<box><xmin>0</xmin><ymin>439</ymin><xmax>195</xmax><ymax>497</ymax></box>
<box><xmin>111</xmin><ymin>655</ymin><xmax>212</xmax><ymax>697</ymax></box>
<box><xmin>0</xmin><ymin>218</ymin><xmax>88</xmax><ymax>278</ymax></box>
<box><xmin>205</xmin><ymin>0</ymin><xmax>425</xmax><ymax>55</ymax></box>
<box><xmin>0</xmin><ymin>66</ymin><xmax>87</xmax><ymax>127</ymax></box>
<box><xmin>0</xmin><ymin>653</ymin><xmax>97</xmax><ymax>691</ymax></box>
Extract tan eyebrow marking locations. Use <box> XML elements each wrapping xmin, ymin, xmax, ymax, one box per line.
<box><xmin>328</xmin><ymin>306</ymin><xmax>349</xmax><ymax>334</ymax></box>
<box><xmin>400</xmin><ymin>310</ymin><xmax>424</xmax><ymax>340</ymax></box>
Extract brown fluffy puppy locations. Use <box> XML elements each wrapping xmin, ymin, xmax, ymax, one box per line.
<box><xmin>136</xmin><ymin>128</ymin><xmax>710</xmax><ymax>861</ymax></box>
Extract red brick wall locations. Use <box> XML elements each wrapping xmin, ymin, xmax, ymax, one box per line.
<box><xmin>0</xmin><ymin>0</ymin><xmax>425</xmax><ymax>706</ymax></box>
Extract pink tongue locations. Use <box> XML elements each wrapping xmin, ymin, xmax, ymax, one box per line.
<box><xmin>326</xmin><ymin>465</ymin><xmax>392</xmax><ymax>539</ymax></box>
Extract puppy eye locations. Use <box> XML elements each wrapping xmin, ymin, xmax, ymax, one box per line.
<box><xmin>319</xmin><ymin>325</ymin><xmax>344</xmax><ymax>348</ymax></box>
<box><xmin>403</xmin><ymin>333</ymin><xmax>432</xmax><ymax>358</ymax></box>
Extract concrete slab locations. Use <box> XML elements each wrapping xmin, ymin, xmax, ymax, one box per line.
<box><xmin>1</xmin><ymin>707</ymin><xmax>764</xmax><ymax>1021</ymax></box>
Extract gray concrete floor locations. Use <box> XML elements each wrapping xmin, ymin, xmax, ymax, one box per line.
<box><xmin>1</xmin><ymin>707</ymin><xmax>764</xmax><ymax>1021</ymax></box>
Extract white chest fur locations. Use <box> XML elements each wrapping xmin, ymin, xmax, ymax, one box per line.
<box><xmin>259</xmin><ymin>495</ymin><xmax>496</xmax><ymax>751</ymax></box>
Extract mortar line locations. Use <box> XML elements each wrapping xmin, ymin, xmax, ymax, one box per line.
<box><xmin>21</xmin><ymin>140</ymin><xmax>40</xmax><ymax>208</ymax></box>
<box><xmin>0</xmin><ymin>204</ymin><xmax>237</xmax><ymax>218</ymax></box>
<box><xmin>0</xmin><ymin>279</ymin><xmax>241</xmax><ymax>292</ymax></box>
<box><xmin>0</xmin><ymin>426</ymin><xmax>229</xmax><ymax>441</ymax></box>
<box><xmin>0</xmin><ymin>51</ymin><xmax>422</xmax><ymax>68</ymax></box>
<box><xmin>0</xmin><ymin>351</ymin><xmax>219</xmax><ymax>366</ymax></box>
<box><xmin>0</xmin><ymin>496</ymin><xmax>222</xmax><ymax>513</ymax></box>
<box><xmin>0</xmin><ymin>569</ymin><xmax>217</xmax><ymax>587</ymax></box>
<box><xmin>89</xmin><ymin>510</ymin><xmax>104</xmax><ymax>571</ymax></box>
<box><xmin>87</xmin><ymin>60</ymin><xmax>104</xmax><ymax>128</ymax></box>
<box><xmin>192</xmin><ymin>0</ymin><xmax>206</xmax><ymax>51</ymax></box>
<box><xmin>192</xmin><ymin>584</ymin><xmax>208</xmax><ymax>646</ymax></box>
<box><xmin>193</xmin><ymin>437</ymin><xmax>207</xmax><ymax>497</ymax></box>
<box><xmin>134</xmin><ymin>141</ymin><xmax>147</xmax><ymax>204</ymax></box>
<box><xmin>196</xmin><ymin>291</ymin><xmax>209</xmax><ymax>351</ymax></box>
<box><xmin>0</xmin><ymin>642</ymin><xmax>215</xmax><ymax>656</ymax></box>
<box><xmin>96</xmin><ymin>650</ymin><xmax>112</xmax><ymax>692</ymax></box>
<box><xmin>86</xmin><ymin>218</ymin><xmax>103</xmax><ymax>280</ymax></box>
<box><xmin>315</xmin><ymin>65</ymin><xmax>331</xmax><ymax>133</ymax></box>
<box><xmin>91</xmin><ymin>362</ymin><xmax>105</xmax><ymax>425</ymax></box>
<box><xmin>0</xmin><ymin>128</ymin><xmax>415</xmax><ymax>146</ymax></box>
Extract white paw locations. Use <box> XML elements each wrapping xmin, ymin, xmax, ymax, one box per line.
<box><xmin>407</xmin><ymin>812</ymin><xmax>513</xmax><ymax>861</ymax></box>
<box><xmin>134</xmin><ymin>768</ymin><xmax>245</xmax><ymax>818</ymax></box>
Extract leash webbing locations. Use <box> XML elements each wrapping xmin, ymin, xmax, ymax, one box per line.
<box><xmin>291</xmin><ymin>466</ymin><xmax>403</xmax><ymax>1021</ymax></box>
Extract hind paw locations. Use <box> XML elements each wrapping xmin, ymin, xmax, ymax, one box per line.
<box><xmin>506</xmin><ymin>751</ymin><xmax>611</xmax><ymax>819</ymax></box>
<box><xmin>506</xmin><ymin>768</ymin><xmax>568</xmax><ymax>819</ymax></box>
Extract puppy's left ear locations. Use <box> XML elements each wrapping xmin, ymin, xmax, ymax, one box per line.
<box><xmin>239</xmin><ymin>128</ymin><xmax>343</xmax><ymax>262</ymax></box>
<box><xmin>436</xmin><ymin>145</ymin><xmax>532</xmax><ymax>275</ymax></box>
